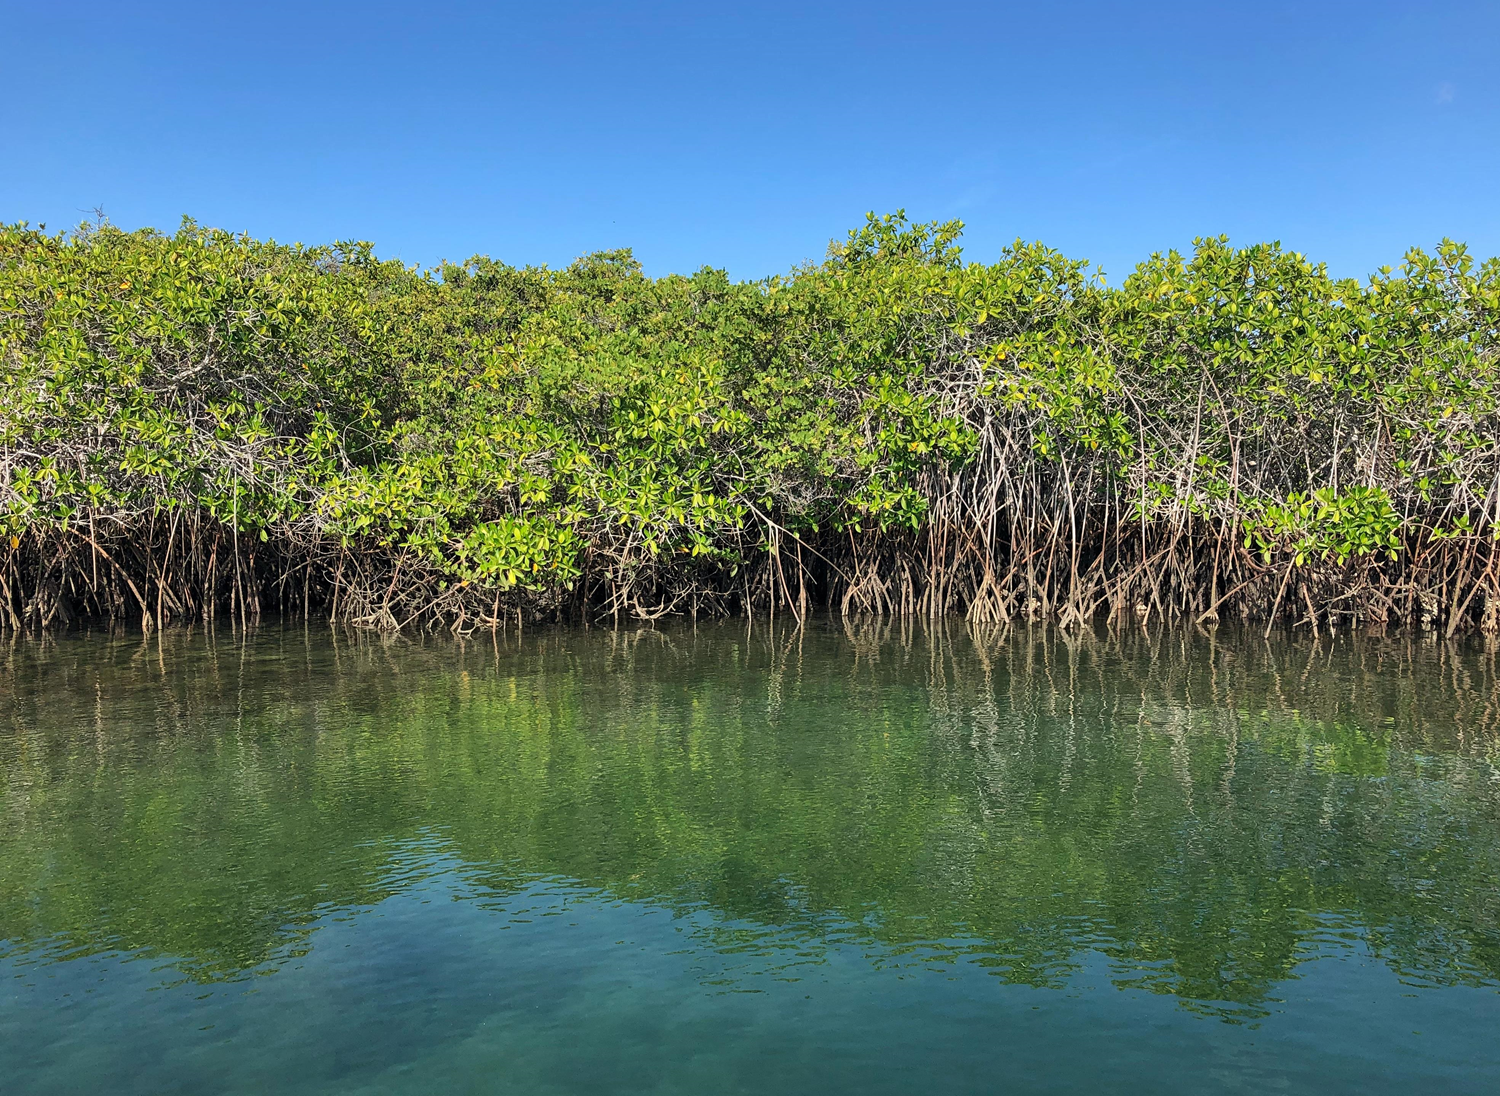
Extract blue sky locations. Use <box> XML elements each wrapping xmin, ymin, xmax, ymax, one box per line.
<box><xmin>3</xmin><ymin>1</ymin><xmax>1497</xmax><ymax>282</ymax></box>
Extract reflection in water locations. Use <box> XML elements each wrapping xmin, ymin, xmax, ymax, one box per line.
<box><xmin>2</xmin><ymin>620</ymin><xmax>1499</xmax><ymax>1092</ymax></box>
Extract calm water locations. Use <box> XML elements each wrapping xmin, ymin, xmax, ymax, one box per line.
<box><xmin>2</xmin><ymin>620</ymin><xmax>1499</xmax><ymax>1094</ymax></box>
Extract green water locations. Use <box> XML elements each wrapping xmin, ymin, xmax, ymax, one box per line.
<box><xmin>2</xmin><ymin>621</ymin><xmax>1499</xmax><ymax>1094</ymax></box>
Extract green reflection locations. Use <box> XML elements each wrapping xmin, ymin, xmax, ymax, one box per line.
<box><xmin>2</xmin><ymin>621</ymin><xmax>1498</xmax><ymax>1019</ymax></box>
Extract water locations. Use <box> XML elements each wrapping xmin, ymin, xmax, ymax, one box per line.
<box><xmin>2</xmin><ymin>620</ymin><xmax>1499</xmax><ymax>1094</ymax></box>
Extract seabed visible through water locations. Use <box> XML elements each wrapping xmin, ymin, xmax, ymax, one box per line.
<box><xmin>3</xmin><ymin>619</ymin><xmax>1498</xmax><ymax>1094</ymax></box>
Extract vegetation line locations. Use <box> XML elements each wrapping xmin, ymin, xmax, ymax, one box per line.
<box><xmin>2</xmin><ymin>213</ymin><xmax>1498</xmax><ymax>634</ymax></box>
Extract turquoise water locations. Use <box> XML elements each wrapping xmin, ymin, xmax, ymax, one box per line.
<box><xmin>2</xmin><ymin>620</ymin><xmax>1499</xmax><ymax>1093</ymax></box>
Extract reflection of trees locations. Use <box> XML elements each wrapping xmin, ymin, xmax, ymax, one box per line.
<box><xmin>1</xmin><ymin>622</ymin><xmax>1497</xmax><ymax>1016</ymax></box>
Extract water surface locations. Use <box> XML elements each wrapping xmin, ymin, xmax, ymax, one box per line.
<box><xmin>3</xmin><ymin>620</ymin><xmax>1499</xmax><ymax>1093</ymax></box>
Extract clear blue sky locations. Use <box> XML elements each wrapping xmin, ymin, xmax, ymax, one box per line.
<box><xmin>3</xmin><ymin>1</ymin><xmax>1497</xmax><ymax>282</ymax></box>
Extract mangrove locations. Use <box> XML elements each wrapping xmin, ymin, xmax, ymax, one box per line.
<box><xmin>1</xmin><ymin>213</ymin><xmax>1497</xmax><ymax>633</ymax></box>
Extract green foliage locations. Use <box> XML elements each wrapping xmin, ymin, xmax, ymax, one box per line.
<box><xmin>1242</xmin><ymin>487</ymin><xmax>1403</xmax><ymax>566</ymax></box>
<box><xmin>2</xmin><ymin>212</ymin><xmax>1497</xmax><ymax>626</ymax></box>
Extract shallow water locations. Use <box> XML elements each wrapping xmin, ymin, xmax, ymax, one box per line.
<box><xmin>2</xmin><ymin>620</ymin><xmax>1499</xmax><ymax>1094</ymax></box>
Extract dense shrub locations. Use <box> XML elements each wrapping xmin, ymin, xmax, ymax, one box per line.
<box><xmin>2</xmin><ymin>214</ymin><xmax>1497</xmax><ymax>632</ymax></box>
